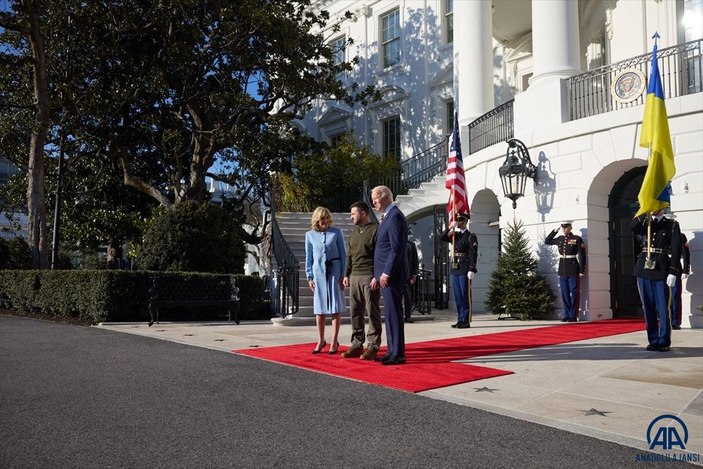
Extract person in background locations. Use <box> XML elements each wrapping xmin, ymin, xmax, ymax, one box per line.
<box><xmin>305</xmin><ymin>207</ymin><xmax>346</xmax><ymax>355</ymax></box>
<box><xmin>630</xmin><ymin>209</ymin><xmax>681</xmax><ymax>351</ymax></box>
<box><xmin>371</xmin><ymin>185</ymin><xmax>408</xmax><ymax>366</ymax></box>
<box><xmin>403</xmin><ymin>233</ymin><xmax>419</xmax><ymax>323</ymax></box>
<box><xmin>666</xmin><ymin>213</ymin><xmax>691</xmax><ymax>330</ymax></box>
<box><xmin>342</xmin><ymin>201</ymin><xmax>382</xmax><ymax>361</ymax></box>
<box><xmin>440</xmin><ymin>213</ymin><xmax>478</xmax><ymax>329</ymax></box>
<box><xmin>545</xmin><ymin>221</ymin><xmax>586</xmax><ymax>322</ymax></box>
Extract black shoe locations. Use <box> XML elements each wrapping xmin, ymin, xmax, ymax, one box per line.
<box><xmin>456</xmin><ymin>322</ymin><xmax>470</xmax><ymax>329</ymax></box>
<box><xmin>646</xmin><ymin>344</ymin><xmax>659</xmax><ymax>351</ymax></box>
<box><xmin>312</xmin><ymin>340</ymin><xmax>327</xmax><ymax>354</ymax></box>
<box><xmin>405</xmin><ymin>318</ymin><xmax>414</xmax><ymax>323</ymax></box>
<box><xmin>672</xmin><ymin>325</ymin><xmax>681</xmax><ymax>330</ymax></box>
<box><xmin>451</xmin><ymin>322</ymin><xmax>460</xmax><ymax>328</ymax></box>
<box><xmin>382</xmin><ymin>356</ymin><xmax>406</xmax><ymax>366</ymax></box>
<box><xmin>378</xmin><ymin>353</ymin><xmax>393</xmax><ymax>363</ymax></box>
<box><xmin>567</xmin><ymin>318</ymin><xmax>577</xmax><ymax>322</ymax></box>
<box><xmin>658</xmin><ymin>346</ymin><xmax>671</xmax><ymax>352</ymax></box>
<box><xmin>561</xmin><ymin>318</ymin><xmax>569</xmax><ymax>322</ymax></box>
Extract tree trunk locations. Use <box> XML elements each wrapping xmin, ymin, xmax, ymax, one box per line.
<box><xmin>24</xmin><ymin>0</ymin><xmax>50</xmax><ymax>269</ymax></box>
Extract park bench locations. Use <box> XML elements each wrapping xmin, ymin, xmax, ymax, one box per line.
<box><xmin>148</xmin><ymin>275</ymin><xmax>240</xmax><ymax>327</ymax></box>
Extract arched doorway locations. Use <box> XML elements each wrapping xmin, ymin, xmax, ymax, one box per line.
<box><xmin>609</xmin><ymin>167</ymin><xmax>646</xmax><ymax>317</ymax></box>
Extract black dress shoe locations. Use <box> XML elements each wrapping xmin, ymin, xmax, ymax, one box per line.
<box><xmin>567</xmin><ymin>318</ymin><xmax>577</xmax><ymax>322</ymax></box>
<box><xmin>646</xmin><ymin>344</ymin><xmax>659</xmax><ymax>351</ymax></box>
<box><xmin>560</xmin><ymin>318</ymin><xmax>569</xmax><ymax>322</ymax></box>
<box><xmin>382</xmin><ymin>356</ymin><xmax>406</xmax><ymax>366</ymax></box>
<box><xmin>456</xmin><ymin>322</ymin><xmax>470</xmax><ymax>329</ymax></box>
<box><xmin>405</xmin><ymin>318</ymin><xmax>414</xmax><ymax>323</ymax></box>
<box><xmin>377</xmin><ymin>353</ymin><xmax>393</xmax><ymax>363</ymax></box>
<box><xmin>658</xmin><ymin>346</ymin><xmax>671</xmax><ymax>352</ymax></box>
<box><xmin>672</xmin><ymin>325</ymin><xmax>681</xmax><ymax>330</ymax></box>
<box><xmin>451</xmin><ymin>322</ymin><xmax>460</xmax><ymax>328</ymax></box>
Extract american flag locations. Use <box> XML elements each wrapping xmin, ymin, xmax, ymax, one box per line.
<box><xmin>445</xmin><ymin>112</ymin><xmax>469</xmax><ymax>225</ymax></box>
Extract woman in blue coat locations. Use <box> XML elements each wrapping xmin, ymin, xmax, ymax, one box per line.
<box><xmin>305</xmin><ymin>207</ymin><xmax>346</xmax><ymax>354</ymax></box>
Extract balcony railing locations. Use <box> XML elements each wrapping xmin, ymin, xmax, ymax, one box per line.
<box><xmin>568</xmin><ymin>38</ymin><xmax>702</xmax><ymax>121</ymax></box>
<box><xmin>467</xmin><ymin>100</ymin><xmax>514</xmax><ymax>155</ymax></box>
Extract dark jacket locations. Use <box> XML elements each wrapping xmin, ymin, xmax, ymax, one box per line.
<box><xmin>404</xmin><ymin>241</ymin><xmax>419</xmax><ymax>282</ymax></box>
<box><xmin>630</xmin><ymin>215</ymin><xmax>682</xmax><ymax>280</ymax></box>
<box><xmin>545</xmin><ymin>230</ymin><xmax>586</xmax><ymax>277</ymax></box>
<box><xmin>441</xmin><ymin>228</ymin><xmax>478</xmax><ymax>275</ymax></box>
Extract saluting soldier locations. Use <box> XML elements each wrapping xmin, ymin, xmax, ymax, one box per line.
<box><xmin>545</xmin><ymin>221</ymin><xmax>586</xmax><ymax>322</ymax></box>
<box><xmin>631</xmin><ymin>210</ymin><xmax>682</xmax><ymax>351</ymax></box>
<box><xmin>440</xmin><ymin>213</ymin><xmax>478</xmax><ymax>329</ymax></box>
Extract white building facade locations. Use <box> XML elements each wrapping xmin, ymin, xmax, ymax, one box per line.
<box><xmin>298</xmin><ymin>0</ymin><xmax>703</xmax><ymax>327</ymax></box>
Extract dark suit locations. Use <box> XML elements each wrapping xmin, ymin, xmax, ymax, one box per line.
<box><xmin>374</xmin><ymin>205</ymin><xmax>408</xmax><ymax>359</ymax></box>
<box><xmin>630</xmin><ymin>215</ymin><xmax>682</xmax><ymax>348</ymax></box>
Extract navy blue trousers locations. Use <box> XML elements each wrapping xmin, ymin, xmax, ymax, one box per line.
<box><xmin>559</xmin><ymin>276</ymin><xmax>580</xmax><ymax>320</ymax></box>
<box><xmin>381</xmin><ymin>285</ymin><xmax>405</xmax><ymax>357</ymax></box>
<box><xmin>636</xmin><ymin>277</ymin><xmax>671</xmax><ymax>347</ymax></box>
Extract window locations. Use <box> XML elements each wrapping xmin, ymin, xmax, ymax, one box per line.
<box><xmin>382</xmin><ymin>116</ymin><xmax>401</xmax><ymax>160</ymax></box>
<box><xmin>445</xmin><ymin>0</ymin><xmax>454</xmax><ymax>44</ymax></box>
<box><xmin>330</xmin><ymin>36</ymin><xmax>346</xmax><ymax>76</ymax></box>
<box><xmin>381</xmin><ymin>9</ymin><xmax>401</xmax><ymax>68</ymax></box>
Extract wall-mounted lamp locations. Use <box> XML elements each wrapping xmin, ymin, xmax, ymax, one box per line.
<box><xmin>499</xmin><ymin>139</ymin><xmax>538</xmax><ymax>209</ymax></box>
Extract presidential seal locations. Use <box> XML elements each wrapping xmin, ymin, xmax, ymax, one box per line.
<box><xmin>611</xmin><ymin>68</ymin><xmax>646</xmax><ymax>104</ymax></box>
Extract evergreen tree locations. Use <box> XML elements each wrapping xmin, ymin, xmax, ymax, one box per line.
<box><xmin>485</xmin><ymin>219</ymin><xmax>555</xmax><ymax>320</ymax></box>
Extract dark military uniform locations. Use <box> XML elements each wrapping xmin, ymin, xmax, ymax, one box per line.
<box><xmin>545</xmin><ymin>228</ymin><xmax>586</xmax><ymax>321</ymax></box>
<box><xmin>630</xmin><ymin>214</ymin><xmax>682</xmax><ymax>350</ymax></box>
<box><xmin>441</xmin><ymin>227</ymin><xmax>478</xmax><ymax>327</ymax></box>
<box><xmin>669</xmin><ymin>227</ymin><xmax>690</xmax><ymax>329</ymax></box>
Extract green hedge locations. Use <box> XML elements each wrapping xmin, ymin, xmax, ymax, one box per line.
<box><xmin>0</xmin><ymin>270</ymin><xmax>269</xmax><ymax>324</ymax></box>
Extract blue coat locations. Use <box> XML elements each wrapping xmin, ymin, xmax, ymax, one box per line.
<box><xmin>305</xmin><ymin>227</ymin><xmax>347</xmax><ymax>315</ymax></box>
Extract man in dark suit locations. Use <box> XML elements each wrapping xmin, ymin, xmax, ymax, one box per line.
<box><xmin>630</xmin><ymin>209</ymin><xmax>682</xmax><ymax>351</ymax></box>
<box><xmin>403</xmin><ymin>233</ymin><xmax>419</xmax><ymax>323</ymax></box>
<box><xmin>664</xmin><ymin>213</ymin><xmax>690</xmax><ymax>330</ymax></box>
<box><xmin>370</xmin><ymin>185</ymin><xmax>408</xmax><ymax>365</ymax></box>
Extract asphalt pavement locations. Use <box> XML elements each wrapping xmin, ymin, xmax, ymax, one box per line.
<box><xmin>1</xmin><ymin>314</ymin><xmax>701</xmax><ymax>468</ymax></box>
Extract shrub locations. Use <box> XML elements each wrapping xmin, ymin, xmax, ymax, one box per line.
<box><xmin>138</xmin><ymin>201</ymin><xmax>245</xmax><ymax>273</ymax></box>
<box><xmin>0</xmin><ymin>237</ymin><xmax>32</xmax><ymax>269</ymax></box>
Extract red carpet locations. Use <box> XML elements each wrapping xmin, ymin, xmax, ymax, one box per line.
<box><xmin>232</xmin><ymin>319</ymin><xmax>643</xmax><ymax>393</ymax></box>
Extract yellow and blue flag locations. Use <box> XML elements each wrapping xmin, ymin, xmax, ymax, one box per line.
<box><xmin>636</xmin><ymin>35</ymin><xmax>675</xmax><ymax>217</ymax></box>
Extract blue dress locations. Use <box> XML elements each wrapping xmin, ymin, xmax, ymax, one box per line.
<box><xmin>305</xmin><ymin>227</ymin><xmax>347</xmax><ymax>315</ymax></box>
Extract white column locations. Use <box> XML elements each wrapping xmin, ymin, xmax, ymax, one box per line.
<box><xmin>453</xmin><ymin>0</ymin><xmax>493</xmax><ymax>127</ymax></box>
<box><xmin>514</xmin><ymin>0</ymin><xmax>582</xmax><ymax>131</ymax></box>
<box><xmin>530</xmin><ymin>0</ymin><xmax>581</xmax><ymax>86</ymax></box>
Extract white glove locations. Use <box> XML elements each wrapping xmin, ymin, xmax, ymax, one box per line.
<box><xmin>467</xmin><ymin>271</ymin><xmax>475</xmax><ymax>280</ymax></box>
<box><xmin>666</xmin><ymin>274</ymin><xmax>676</xmax><ymax>287</ymax></box>
<box><xmin>682</xmin><ymin>273</ymin><xmax>689</xmax><ymax>280</ymax></box>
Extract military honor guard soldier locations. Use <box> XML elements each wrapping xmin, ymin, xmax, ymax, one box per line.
<box><xmin>440</xmin><ymin>213</ymin><xmax>478</xmax><ymax>329</ymax></box>
<box><xmin>630</xmin><ymin>209</ymin><xmax>682</xmax><ymax>351</ymax></box>
<box><xmin>545</xmin><ymin>221</ymin><xmax>586</xmax><ymax>322</ymax></box>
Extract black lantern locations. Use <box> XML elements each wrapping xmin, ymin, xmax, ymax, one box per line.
<box><xmin>499</xmin><ymin>139</ymin><xmax>537</xmax><ymax>209</ymax></box>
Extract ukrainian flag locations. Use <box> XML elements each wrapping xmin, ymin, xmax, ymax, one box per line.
<box><xmin>636</xmin><ymin>37</ymin><xmax>675</xmax><ymax>217</ymax></box>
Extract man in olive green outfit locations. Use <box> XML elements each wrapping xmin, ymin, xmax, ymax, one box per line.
<box><xmin>342</xmin><ymin>201</ymin><xmax>382</xmax><ymax>360</ymax></box>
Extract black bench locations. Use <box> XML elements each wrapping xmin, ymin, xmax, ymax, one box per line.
<box><xmin>148</xmin><ymin>275</ymin><xmax>240</xmax><ymax>326</ymax></box>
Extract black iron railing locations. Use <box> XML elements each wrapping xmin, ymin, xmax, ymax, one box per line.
<box><xmin>401</xmin><ymin>136</ymin><xmax>449</xmax><ymax>190</ymax></box>
<box><xmin>467</xmin><ymin>100</ymin><xmax>514</xmax><ymax>155</ymax></box>
<box><xmin>269</xmin><ymin>176</ymin><xmax>300</xmax><ymax>318</ymax></box>
<box><xmin>567</xmin><ymin>38</ymin><xmax>702</xmax><ymax>121</ymax></box>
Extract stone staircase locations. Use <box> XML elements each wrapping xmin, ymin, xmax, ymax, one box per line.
<box><xmin>394</xmin><ymin>174</ymin><xmax>448</xmax><ymax>213</ymax></box>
